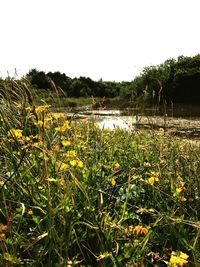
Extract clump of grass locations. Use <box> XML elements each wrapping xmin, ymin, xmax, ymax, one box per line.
<box><xmin>0</xmin><ymin>80</ymin><xmax>200</xmax><ymax>266</ymax></box>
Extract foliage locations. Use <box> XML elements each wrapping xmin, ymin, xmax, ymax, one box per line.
<box><xmin>25</xmin><ymin>69</ymin><xmax>125</xmax><ymax>98</ymax></box>
<box><xmin>2</xmin><ymin>54</ymin><xmax>200</xmax><ymax>105</ymax></box>
<box><xmin>129</xmin><ymin>55</ymin><xmax>200</xmax><ymax>105</ymax></box>
<box><xmin>0</xmin><ymin>81</ymin><xmax>200</xmax><ymax>266</ymax></box>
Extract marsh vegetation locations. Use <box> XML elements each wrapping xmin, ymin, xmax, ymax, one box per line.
<box><xmin>0</xmin><ymin>81</ymin><xmax>200</xmax><ymax>266</ymax></box>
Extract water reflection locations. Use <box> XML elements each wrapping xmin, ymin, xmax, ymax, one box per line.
<box><xmin>98</xmin><ymin>117</ymin><xmax>134</xmax><ymax>130</ymax></box>
<box><xmin>80</xmin><ymin>110</ymin><xmax>200</xmax><ymax>138</ymax></box>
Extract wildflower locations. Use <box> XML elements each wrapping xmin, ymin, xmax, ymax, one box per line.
<box><xmin>51</xmin><ymin>113</ymin><xmax>65</xmax><ymax>120</ymax></box>
<box><xmin>159</xmin><ymin>127</ymin><xmax>164</xmax><ymax>132</ymax></box>
<box><xmin>147</xmin><ymin>177</ymin><xmax>158</xmax><ymax>186</ymax></box>
<box><xmin>25</xmin><ymin>136</ymin><xmax>31</xmax><ymax>142</ymax></box>
<box><xmin>176</xmin><ymin>187</ymin><xmax>183</xmax><ymax>194</ymax></box>
<box><xmin>133</xmin><ymin>225</ymin><xmax>148</xmax><ymax>236</ymax></box>
<box><xmin>59</xmin><ymin>162</ymin><xmax>68</xmax><ymax>172</ymax></box>
<box><xmin>143</xmin><ymin>161</ymin><xmax>151</xmax><ymax>167</ymax></box>
<box><xmin>35</xmin><ymin>117</ymin><xmax>52</xmax><ymax>128</ymax></box>
<box><xmin>65</xmin><ymin>150</ymin><xmax>76</xmax><ymax>158</ymax></box>
<box><xmin>8</xmin><ymin>129</ymin><xmax>23</xmax><ymax>139</ymax></box>
<box><xmin>110</xmin><ymin>178</ymin><xmax>116</xmax><ymax>187</ymax></box>
<box><xmin>70</xmin><ymin>160</ymin><xmax>83</xmax><ymax>168</ymax></box>
<box><xmin>16</xmin><ymin>104</ymin><xmax>22</xmax><ymax>109</ymax></box>
<box><xmin>70</xmin><ymin>160</ymin><xmax>76</xmax><ymax>167</ymax></box>
<box><xmin>147</xmin><ymin>172</ymin><xmax>159</xmax><ymax>186</ymax></box>
<box><xmin>61</xmin><ymin>140</ymin><xmax>72</xmax><ymax>147</ymax></box>
<box><xmin>33</xmin><ymin>141</ymin><xmax>43</xmax><ymax>148</ymax></box>
<box><xmin>35</xmin><ymin>120</ymin><xmax>44</xmax><ymax>127</ymax></box>
<box><xmin>54</xmin><ymin>121</ymin><xmax>69</xmax><ymax>132</ymax></box>
<box><xmin>35</xmin><ymin>104</ymin><xmax>51</xmax><ymax>114</ymax></box>
<box><xmin>77</xmin><ymin>160</ymin><xmax>83</xmax><ymax>168</ymax></box>
<box><xmin>169</xmin><ymin>251</ymin><xmax>189</xmax><ymax>266</ymax></box>
<box><xmin>27</xmin><ymin>210</ymin><xmax>33</xmax><ymax>216</ymax></box>
<box><xmin>113</xmin><ymin>163</ymin><xmax>121</xmax><ymax>171</ymax></box>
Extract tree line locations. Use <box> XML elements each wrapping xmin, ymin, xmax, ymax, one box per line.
<box><xmin>128</xmin><ymin>54</ymin><xmax>200</xmax><ymax>105</ymax></box>
<box><xmin>25</xmin><ymin>69</ymin><xmax>127</xmax><ymax>98</ymax></box>
<box><xmin>1</xmin><ymin>54</ymin><xmax>200</xmax><ymax>104</ymax></box>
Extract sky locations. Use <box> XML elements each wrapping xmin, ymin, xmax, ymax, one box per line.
<box><xmin>0</xmin><ymin>0</ymin><xmax>199</xmax><ymax>81</ymax></box>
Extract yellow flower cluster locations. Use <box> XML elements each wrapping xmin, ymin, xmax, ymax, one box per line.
<box><xmin>54</xmin><ymin>121</ymin><xmax>69</xmax><ymax>132</ymax></box>
<box><xmin>70</xmin><ymin>160</ymin><xmax>83</xmax><ymax>168</ymax></box>
<box><xmin>65</xmin><ymin>150</ymin><xmax>76</xmax><ymax>158</ymax></box>
<box><xmin>147</xmin><ymin>171</ymin><xmax>159</xmax><ymax>186</ymax></box>
<box><xmin>169</xmin><ymin>251</ymin><xmax>189</xmax><ymax>266</ymax></box>
<box><xmin>8</xmin><ymin>129</ymin><xmax>23</xmax><ymax>139</ymax></box>
<box><xmin>35</xmin><ymin>104</ymin><xmax>51</xmax><ymax>114</ymax></box>
<box><xmin>51</xmin><ymin>112</ymin><xmax>66</xmax><ymax>120</ymax></box>
<box><xmin>35</xmin><ymin>117</ymin><xmax>53</xmax><ymax>128</ymax></box>
<box><xmin>61</xmin><ymin>140</ymin><xmax>72</xmax><ymax>147</ymax></box>
<box><xmin>59</xmin><ymin>162</ymin><xmax>68</xmax><ymax>172</ymax></box>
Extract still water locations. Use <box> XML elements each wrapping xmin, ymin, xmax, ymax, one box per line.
<box><xmin>77</xmin><ymin>109</ymin><xmax>200</xmax><ymax>138</ymax></box>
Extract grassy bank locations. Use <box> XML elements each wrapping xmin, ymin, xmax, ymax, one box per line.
<box><xmin>0</xmin><ymin>82</ymin><xmax>200</xmax><ymax>266</ymax></box>
<box><xmin>31</xmin><ymin>89</ymin><xmax>134</xmax><ymax>111</ymax></box>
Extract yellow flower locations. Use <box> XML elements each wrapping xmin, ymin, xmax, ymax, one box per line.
<box><xmin>8</xmin><ymin>129</ymin><xmax>23</xmax><ymax>139</ymax></box>
<box><xmin>169</xmin><ymin>251</ymin><xmax>189</xmax><ymax>266</ymax></box>
<box><xmin>70</xmin><ymin>160</ymin><xmax>83</xmax><ymax>168</ymax></box>
<box><xmin>59</xmin><ymin>162</ymin><xmax>68</xmax><ymax>172</ymax></box>
<box><xmin>77</xmin><ymin>160</ymin><xmax>83</xmax><ymax>168</ymax></box>
<box><xmin>147</xmin><ymin>177</ymin><xmax>157</xmax><ymax>186</ymax></box>
<box><xmin>16</xmin><ymin>104</ymin><xmax>22</xmax><ymax>109</ymax></box>
<box><xmin>133</xmin><ymin>225</ymin><xmax>148</xmax><ymax>236</ymax></box>
<box><xmin>35</xmin><ymin>117</ymin><xmax>52</xmax><ymax>128</ymax></box>
<box><xmin>143</xmin><ymin>161</ymin><xmax>151</xmax><ymax>167</ymax></box>
<box><xmin>35</xmin><ymin>104</ymin><xmax>51</xmax><ymax>113</ymax></box>
<box><xmin>51</xmin><ymin>113</ymin><xmax>65</xmax><ymax>120</ymax></box>
<box><xmin>113</xmin><ymin>163</ymin><xmax>121</xmax><ymax>170</ymax></box>
<box><xmin>61</xmin><ymin>140</ymin><xmax>72</xmax><ymax>147</ymax></box>
<box><xmin>35</xmin><ymin>120</ymin><xmax>44</xmax><ymax>127</ymax></box>
<box><xmin>25</xmin><ymin>136</ymin><xmax>31</xmax><ymax>142</ymax></box>
<box><xmin>110</xmin><ymin>178</ymin><xmax>116</xmax><ymax>187</ymax></box>
<box><xmin>54</xmin><ymin>121</ymin><xmax>69</xmax><ymax>132</ymax></box>
<box><xmin>33</xmin><ymin>141</ymin><xmax>43</xmax><ymax>148</ymax></box>
<box><xmin>176</xmin><ymin>187</ymin><xmax>183</xmax><ymax>194</ymax></box>
<box><xmin>70</xmin><ymin>160</ymin><xmax>76</xmax><ymax>167</ymax></box>
<box><xmin>147</xmin><ymin>172</ymin><xmax>159</xmax><ymax>186</ymax></box>
<box><xmin>27</xmin><ymin>210</ymin><xmax>33</xmax><ymax>216</ymax></box>
<box><xmin>65</xmin><ymin>150</ymin><xmax>76</xmax><ymax>158</ymax></box>
<box><xmin>180</xmin><ymin>252</ymin><xmax>189</xmax><ymax>260</ymax></box>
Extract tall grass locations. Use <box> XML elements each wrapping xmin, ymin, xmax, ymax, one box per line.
<box><xmin>0</xmin><ymin>80</ymin><xmax>200</xmax><ymax>266</ymax></box>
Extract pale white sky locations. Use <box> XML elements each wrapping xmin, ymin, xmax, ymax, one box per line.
<box><xmin>0</xmin><ymin>0</ymin><xmax>199</xmax><ymax>81</ymax></box>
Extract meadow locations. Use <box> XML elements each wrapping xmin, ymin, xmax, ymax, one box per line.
<box><xmin>0</xmin><ymin>81</ymin><xmax>200</xmax><ymax>266</ymax></box>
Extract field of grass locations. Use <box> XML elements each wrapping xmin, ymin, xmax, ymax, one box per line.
<box><xmin>0</xmin><ymin>81</ymin><xmax>200</xmax><ymax>266</ymax></box>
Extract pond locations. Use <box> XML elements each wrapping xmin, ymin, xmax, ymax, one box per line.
<box><xmin>76</xmin><ymin>108</ymin><xmax>200</xmax><ymax>139</ymax></box>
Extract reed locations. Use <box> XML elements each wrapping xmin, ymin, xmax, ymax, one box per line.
<box><xmin>0</xmin><ymin>80</ymin><xmax>200</xmax><ymax>266</ymax></box>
